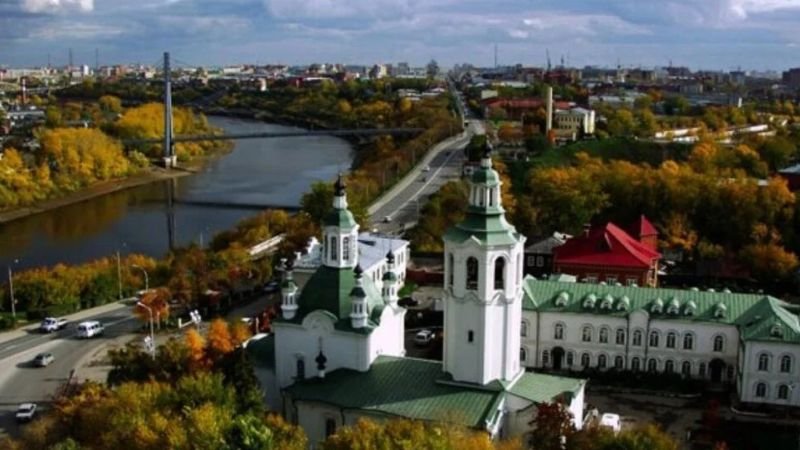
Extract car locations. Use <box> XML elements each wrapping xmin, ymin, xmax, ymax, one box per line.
<box><xmin>398</xmin><ymin>297</ymin><xmax>419</xmax><ymax>308</ymax></box>
<box><xmin>423</xmin><ymin>165</ymin><xmax>431</xmax><ymax>172</ymax></box>
<box><xmin>40</xmin><ymin>317</ymin><xmax>68</xmax><ymax>333</ymax></box>
<box><xmin>76</xmin><ymin>321</ymin><xmax>104</xmax><ymax>339</ymax></box>
<box><xmin>262</xmin><ymin>280</ymin><xmax>279</xmax><ymax>294</ymax></box>
<box><xmin>15</xmin><ymin>403</ymin><xmax>36</xmax><ymax>423</ymax></box>
<box><xmin>599</xmin><ymin>413</ymin><xmax>621</xmax><ymax>433</ymax></box>
<box><xmin>33</xmin><ymin>352</ymin><xmax>54</xmax><ymax>367</ymax></box>
<box><xmin>382</xmin><ymin>216</ymin><xmax>392</xmax><ymax>223</ymax></box>
<box><xmin>414</xmin><ymin>329</ymin><xmax>435</xmax><ymax>346</ymax></box>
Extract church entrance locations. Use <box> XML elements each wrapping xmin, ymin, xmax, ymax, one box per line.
<box><xmin>710</xmin><ymin>359</ymin><xmax>725</xmax><ymax>383</ymax></box>
<box><xmin>552</xmin><ymin>347</ymin><xmax>565</xmax><ymax>371</ymax></box>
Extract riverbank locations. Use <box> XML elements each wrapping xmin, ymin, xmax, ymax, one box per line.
<box><xmin>0</xmin><ymin>167</ymin><xmax>195</xmax><ymax>225</ymax></box>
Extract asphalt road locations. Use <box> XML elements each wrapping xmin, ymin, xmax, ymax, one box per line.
<box><xmin>0</xmin><ymin>305</ymin><xmax>140</xmax><ymax>437</ymax></box>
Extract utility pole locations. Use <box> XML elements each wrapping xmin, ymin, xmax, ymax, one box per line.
<box><xmin>163</xmin><ymin>51</ymin><xmax>174</xmax><ymax>168</ymax></box>
<box><xmin>7</xmin><ymin>265</ymin><xmax>16</xmax><ymax>321</ymax></box>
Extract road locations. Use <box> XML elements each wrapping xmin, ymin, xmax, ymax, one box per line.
<box><xmin>0</xmin><ymin>305</ymin><xmax>140</xmax><ymax>437</ymax></box>
<box><xmin>369</xmin><ymin>85</ymin><xmax>483</xmax><ymax>235</ymax></box>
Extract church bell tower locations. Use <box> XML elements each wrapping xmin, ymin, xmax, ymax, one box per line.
<box><xmin>442</xmin><ymin>141</ymin><xmax>526</xmax><ymax>386</ymax></box>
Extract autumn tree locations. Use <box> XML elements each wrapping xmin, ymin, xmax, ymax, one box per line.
<box><xmin>135</xmin><ymin>287</ymin><xmax>171</xmax><ymax>328</ymax></box>
<box><xmin>529</xmin><ymin>402</ymin><xmax>575</xmax><ymax>450</ymax></box>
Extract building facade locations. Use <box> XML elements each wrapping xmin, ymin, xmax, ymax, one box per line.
<box><xmin>520</xmin><ymin>280</ymin><xmax>800</xmax><ymax>407</ymax></box>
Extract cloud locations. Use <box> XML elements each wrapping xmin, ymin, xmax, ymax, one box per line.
<box><xmin>29</xmin><ymin>22</ymin><xmax>124</xmax><ymax>39</ymax></box>
<box><xmin>21</xmin><ymin>0</ymin><xmax>93</xmax><ymax>13</ymax></box>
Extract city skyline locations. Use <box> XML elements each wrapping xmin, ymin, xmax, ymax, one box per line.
<box><xmin>2</xmin><ymin>0</ymin><xmax>800</xmax><ymax>70</ymax></box>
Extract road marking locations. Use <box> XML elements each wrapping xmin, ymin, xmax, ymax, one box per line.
<box><xmin>407</xmin><ymin>145</ymin><xmax>463</xmax><ymax>205</ymax></box>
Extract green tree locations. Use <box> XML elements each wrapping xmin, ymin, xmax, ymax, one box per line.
<box><xmin>301</xmin><ymin>181</ymin><xmax>334</xmax><ymax>225</ymax></box>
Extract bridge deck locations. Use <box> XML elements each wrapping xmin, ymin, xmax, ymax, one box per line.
<box><xmin>123</xmin><ymin>128</ymin><xmax>425</xmax><ymax>145</ymax></box>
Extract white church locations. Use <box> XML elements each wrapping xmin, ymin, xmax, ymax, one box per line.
<box><xmin>248</xmin><ymin>151</ymin><xmax>587</xmax><ymax>446</ymax></box>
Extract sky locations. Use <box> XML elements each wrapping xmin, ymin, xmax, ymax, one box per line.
<box><xmin>1</xmin><ymin>0</ymin><xmax>800</xmax><ymax>70</ymax></box>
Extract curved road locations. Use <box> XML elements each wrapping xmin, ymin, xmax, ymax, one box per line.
<box><xmin>0</xmin><ymin>305</ymin><xmax>139</xmax><ymax>437</ymax></box>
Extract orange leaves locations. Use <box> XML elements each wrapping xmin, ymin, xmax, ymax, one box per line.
<box><xmin>135</xmin><ymin>287</ymin><xmax>171</xmax><ymax>325</ymax></box>
<box><xmin>206</xmin><ymin>318</ymin><xmax>235</xmax><ymax>356</ymax></box>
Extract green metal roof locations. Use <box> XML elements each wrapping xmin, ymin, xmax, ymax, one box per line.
<box><xmin>507</xmin><ymin>372</ymin><xmax>585</xmax><ymax>404</ymax></box>
<box><xmin>323</xmin><ymin>208</ymin><xmax>357</xmax><ymax>229</ymax></box>
<box><xmin>275</xmin><ymin>265</ymin><xmax>385</xmax><ymax>334</ymax></box>
<box><xmin>522</xmin><ymin>277</ymin><xmax>800</xmax><ymax>343</ymax></box>
<box><xmin>246</xmin><ymin>334</ymin><xmax>275</xmax><ymax>369</ymax></box>
<box><xmin>285</xmin><ymin>356</ymin><xmax>503</xmax><ymax>429</ymax></box>
<box><xmin>444</xmin><ymin>212</ymin><xmax>522</xmax><ymax>247</ymax></box>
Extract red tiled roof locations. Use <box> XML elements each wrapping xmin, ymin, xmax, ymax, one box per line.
<box><xmin>482</xmin><ymin>98</ymin><xmax>574</xmax><ymax>110</ymax></box>
<box><xmin>628</xmin><ymin>215</ymin><xmax>658</xmax><ymax>238</ymax></box>
<box><xmin>554</xmin><ymin>222</ymin><xmax>661</xmax><ymax>268</ymax></box>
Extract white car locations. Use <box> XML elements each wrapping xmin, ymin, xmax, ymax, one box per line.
<box><xmin>40</xmin><ymin>317</ymin><xmax>68</xmax><ymax>333</ymax></box>
<box><xmin>414</xmin><ymin>329</ymin><xmax>435</xmax><ymax>346</ymax></box>
<box><xmin>599</xmin><ymin>413</ymin><xmax>621</xmax><ymax>433</ymax></box>
<box><xmin>423</xmin><ymin>165</ymin><xmax>431</xmax><ymax>172</ymax></box>
<box><xmin>33</xmin><ymin>352</ymin><xmax>54</xmax><ymax>367</ymax></box>
<box><xmin>16</xmin><ymin>403</ymin><xmax>37</xmax><ymax>423</ymax></box>
<box><xmin>76</xmin><ymin>321</ymin><xmax>104</xmax><ymax>338</ymax></box>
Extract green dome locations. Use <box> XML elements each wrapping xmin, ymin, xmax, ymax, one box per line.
<box><xmin>471</xmin><ymin>167</ymin><xmax>501</xmax><ymax>186</ymax></box>
<box><xmin>382</xmin><ymin>271</ymin><xmax>398</xmax><ymax>282</ymax></box>
<box><xmin>324</xmin><ymin>208</ymin><xmax>357</xmax><ymax>228</ymax></box>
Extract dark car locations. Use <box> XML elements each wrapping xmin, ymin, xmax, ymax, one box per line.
<box><xmin>263</xmin><ymin>281</ymin><xmax>279</xmax><ymax>294</ymax></box>
<box><xmin>398</xmin><ymin>297</ymin><xmax>419</xmax><ymax>307</ymax></box>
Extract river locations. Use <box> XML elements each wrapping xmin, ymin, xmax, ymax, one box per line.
<box><xmin>0</xmin><ymin>116</ymin><xmax>353</xmax><ymax>271</ymax></box>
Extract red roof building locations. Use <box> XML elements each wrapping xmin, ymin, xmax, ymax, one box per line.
<box><xmin>553</xmin><ymin>221</ymin><xmax>661</xmax><ymax>287</ymax></box>
<box><xmin>482</xmin><ymin>98</ymin><xmax>573</xmax><ymax>121</ymax></box>
<box><xmin>626</xmin><ymin>215</ymin><xmax>658</xmax><ymax>252</ymax></box>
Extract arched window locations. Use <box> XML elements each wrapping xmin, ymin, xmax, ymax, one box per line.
<box><xmin>520</xmin><ymin>347</ymin><xmax>527</xmax><ymax>362</ymax></box>
<box><xmin>615</xmin><ymin>328</ymin><xmax>625</xmax><ymax>345</ymax></box>
<box><xmin>554</xmin><ymin>323</ymin><xmax>564</xmax><ymax>340</ymax></box>
<box><xmin>781</xmin><ymin>355</ymin><xmax>792</xmax><ymax>373</ymax></box>
<box><xmin>466</xmin><ymin>257</ymin><xmax>479</xmax><ymax>290</ymax></box>
<box><xmin>343</xmin><ymin>237</ymin><xmax>350</xmax><ymax>261</ymax></box>
<box><xmin>648</xmin><ymin>358</ymin><xmax>658</xmax><ymax>372</ymax></box>
<box><xmin>778</xmin><ymin>384</ymin><xmax>790</xmax><ymax>400</ymax></box>
<box><xmin>581</xmin><ymin>353</ymin><xmax>591</xmax><ymax>368</ymax></box>
<box><xmin>447</xmin><ymin>254</ymin><xmax>454</xmax><ymax>287</ymax></box>
<box><xmin>468</xmin><ymin>330</ymin><xmax>474</xmax><ymax>343</ymax></box>
<box><xmin>582</xmin><ymin>326</ymin><xmax>592</xmax><ymax>342</ymax></box>
<box><xmin>566</xmin><ymin>352</ymin><xmax>575</xmax><ymax>367</ymax></box>
<box><xmin>632</xmin><ymin>330</ymin><xmax>643</xmax><ymax>347</ymax></box>
<box><xmin>599</xmin><ymin>327</ymin><xmax>609</xmax><ymax>343</ymax></box>
<box><xmin>683</xmin><ymin>333</ymin><xmax>694</xmax><ymax>350</ymax></box>
<box><xmin>331</xmin><ymin>237</ymin><xmax>338</xmax><ymax>260</ymax></box>
<box><xmin>713</xmin><ymin>335</ymin><xmax>724</xmax><ymax>352</ymax></box>
<box><xmin>758</xmin><ymin>353</ymin><xmax>770</xmax><ymax>372</ymax></box>
<box><xmin>666</xmin><ymin>332</ymin><xmax>677</xmax><ymax>349</ymax></box>
<box><xmin>649</xmin><ymin>331</ymin><xmax>660</xmax><ymax>347</ymax></box>
<box><xmin>699</xmin><ymin>362</ymin><xmax>706</xmax><ymax>378</ymax></box>
<box><xmin>494</xmin><ymin>257</ymin><xmax>505</xmax><ymax>290</ymax></box>
<box><xmin>325</xmin><ymin>418</ymin><xmax>337</xmax><ymax>437</ymax></box>
<box><xmin>631</xmin><ymin>357</ymin><xmax>641</xmax><ymax>372</ymax></box>
<box><xmin>597</xmin><ymin>354</ymin><xmax>607</xmax><ymax>369</ymax></box>
<box><xmin>614</xmin><ymin>355</ymin><xmax>624</xmax><ymax>370</ymax></box>
<box><xmin>664</xmin><ymin>359</ymin><xmax>675</xmax><ymax>374</ymax></box>
<box><xmin>755</xmin><ymin>382</ymin><xmax>767</xmax><ymax>398</ymax></box>
<box><xmin>521</xmin><ymin>320</ymin><xmax>528</xmax><ymax>337</ymax></box>
<box><xmin>542</xmin><ymin>350</ymin><xmax>550</xmax><ymax>366</ymax></box>
<box><xmin>296</xmin><ymin>358</ymin><xmax>306</xmax><ymax>379</ymax></box>
<box><xmin>323</xmin><ymin>237</ymin><xmax>328</xmax><ymax>258</ymax></box>
<box><xmin>682</xmin><ymin>361</ymin><xmax>691</xmax><ymax>377</ymax></box>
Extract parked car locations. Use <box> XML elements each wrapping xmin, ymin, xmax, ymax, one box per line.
<box><xmin>423</xmin><ymin>165</ymin><xmax>431</xmax><ymax>172</ymax></box>
<box><xmin>15</xmin><ymin>403</ymin><xmax>36</xmax><ymax>423</ymax></box>
<box><xmin>262</xmin><ymin>280</ymin><xmax>280</xmax><ymax>294</ymax></box>
<box><xmin>76</xmin><ymin>321</ymin><xmax>104</xmax><ymax>339</ymax></box>
<box><xmin>33</xmin><ymin>352</ymin><xmax>54</xmax><ymax>367</ymax></box>
<box><xmin>398</xmin><ymin>297</ymin><xmax>419</xmax><ymax>307</ymax></box>
<box><xmin>382</xmin><ymin>216</ymin><xmax>392</xmax><ymax>223</ymax></box>
<box><xmin>414</xmin><ymin>329</ymin><xmax>435</xmax><ymax>346</ymax></box>
<box><xmin>39</xmin><ymin>317</ymin><xmax>68</xmax><ymax>333</ymax></box>
<box><xmin>599</xmin><ymin>413</ymin><xmax>621</xmax><ymax>433</ymax></box>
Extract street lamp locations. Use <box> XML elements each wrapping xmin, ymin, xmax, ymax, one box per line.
<box><xmin>136</xmin><ymin>301</ymin><xmax>155</xmax><ymax>361</ymax></box>
<box><xmin>6</xmin><ymin>258</ymin><xmax>19</xmax><ymax>321</ymax></box>
<box><xmin>131</xmin><ymin>265</ymin><xmax>149</xmax><ymax>292</ymax></box>
<box><xmin>116</xmin><ymin>242</ymin><xmax>126</xmax><ymax>301</ymax></box>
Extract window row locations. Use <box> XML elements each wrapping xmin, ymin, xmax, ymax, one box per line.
<box><xmin>754</xmin><ymin>382</ymin><xmax>794</xmax><ymax>401</ymax></box>
<box><xmin>549</xmin><ymin>324</ymin><xmax>728</xmax><ymax>353</ymax></box>
<box><xmin>756</xmin><ymin>353</ymin><xmax>794</xmax><ymax>373</ymax></box>
<box><xmin>447</xmin><ymin>254</ymin><xmax>522</xmax><ymax>292</ymax></box>
<box><xmin>324</xmin><ymin>236</ymin><xmax>354</xmax><ymax>262</ymax></box>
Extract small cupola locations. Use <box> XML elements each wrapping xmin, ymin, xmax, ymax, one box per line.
<box><xmin>382</xmin><ymin>250</ymin><xmax>399</xmax><ymax>306</ymax></box>
<box><xmin>315</xmin><ymin>349</ymin><xmax>328</xmax><ymax>378</ymax></box>
<box><xmin>468</xmin><ymin>139</ymin><xmax>502</xmax><ymax>211</ymax></box>
<box><xmin>280</xmin><ymin>258</ymin><xmax>299</xmax><ymax>320</ymax></box>
<box><xmin>349</xmin><ymin>265</ymin><xmax>368</xmax><ymax>329</ymax></box>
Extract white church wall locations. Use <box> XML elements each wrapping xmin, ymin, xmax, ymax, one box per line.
<box><xmin>368</xmin><ymin>305</ymin><xmax>407</xmax><ymax>360</ymax></box>
<box><xmin>740</xmin><ymin>341</ymin><xmax>800</xmax><ymax>406</ymax></box>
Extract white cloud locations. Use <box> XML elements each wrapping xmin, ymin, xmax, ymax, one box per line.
<box><xmin>29</xmin><ymin>22</ymin><xmax>122</xmax><ymax>39</ymax></box>
<box><xmin>264</xmin><ymin>0</ymin><xmax>459</xmax><ymax>20</ymax></box>
<box><xmin>22</xmin><ymin>0</ymin><xmax>93</xmax><ymax>13</ymax></box>
<box><xmin>664</xmin><ymin>0</ymin><xmax>800</xmax><ymax>25</ymax></box>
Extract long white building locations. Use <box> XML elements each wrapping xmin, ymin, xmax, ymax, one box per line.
<box><xmin>519</xmin><ymin>280</ymin><xmax>800</xmax><ymax>407</ymax></box>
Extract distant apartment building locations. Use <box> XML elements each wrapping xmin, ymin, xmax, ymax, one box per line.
<box><xmin>783</xmin><ymin>68</ymin><xmax>800</xmax><ymax>88</ymax></box>
<box><xmin>554</xmin><ymin>107</ymin><xmax>596</xmax><ymax>137</ymax></box>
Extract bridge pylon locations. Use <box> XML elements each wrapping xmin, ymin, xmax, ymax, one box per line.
<box><xmin>163</xmin><ymin>51</ymin><xmax>177</xmax><ymax>169</ymax></box>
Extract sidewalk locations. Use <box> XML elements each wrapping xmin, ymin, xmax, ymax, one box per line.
<box><xmin>0</xmin><ymin>299</ymin><xmax>132</xmax><ymax>347</ymax></box>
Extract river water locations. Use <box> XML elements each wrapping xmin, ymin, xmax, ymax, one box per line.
<box><xmin>0</xmin><ymin>116</ymin><xmax>353</xmax><ymax>271</ymax></box>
